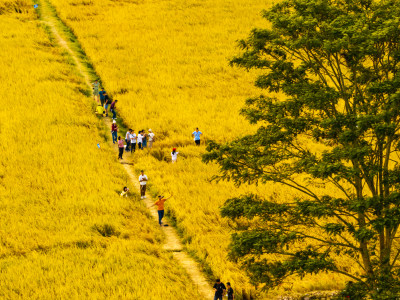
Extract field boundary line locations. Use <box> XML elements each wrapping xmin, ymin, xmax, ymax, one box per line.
<box><xmin>36</xmin><ymin>0</ymin><xmax>213</xmax><ymax>298</ymax></box>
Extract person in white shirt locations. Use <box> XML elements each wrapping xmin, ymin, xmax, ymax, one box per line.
<box><xmin>171</xmin><ymin>148</ymin><xmax>179</xmax><ymax>163</ymax></box>
<box><xmin>125</xmin><ymin>129</ymin><xmax>131</xmax><ymax>152</ymax></box>
<box><xmin>139</xmin><ymin>170</ymin><xmax>148</xmax><ymax>199</ymax></box>
<box><xmin>137</xmin><ymin>130</ymin><xmax>144</xmax><ymax>150</ymax></box>
<box><xmin>148</xmin><ymin>129</ymin><xmax>155</xmax><ymax>148</ymax></box>
<box><xmin>130</xmin><ymin>130</ymin><xmax>137</xmax><ymax>153</ymax></box>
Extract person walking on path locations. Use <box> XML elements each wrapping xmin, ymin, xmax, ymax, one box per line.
<box><xmin>117</xmin><ymin>136</ymin><xmax>124</xmax><ymax>160</ymax></box>
<box><xmin>111</xmin><ymin>120</ymin><xmax>118</xmax><ymax>144</ymax></box>
<box><xmin>130</xmin><ymin>130</ymin><xmax>137</xmax><ymax>153</ymax></box>
<box><xmin>226</xmin><ymin>282</ymin><xmax>234</xmax><ymax>300</ymax></box>
<box><xmin>139</xmin><ymin>170</ymin><xmax>148</xmax><ymax>199</ymax></box>
<box><xmin>151</xmin><ymin>195</ymin><xmax>173</xmax><ymax>226</ymax></box>
<box><xmin>142</xmin><ymin>130</ymin><xmax>147</xmax><ymax>148</ymax></box>
<box><xmin>213</xmin><ymin>279</ymin><xmax>226</xmax><ymax>300</ymax></box>
<box><xmin>92</xmin><ymin>80</ymin><xmax>100</xmax><ymax>103</ymax></box>
<box><xmin>171</xmin><ymin>148</ymin><xmax>179</xmax><ymax>163</ymax></box>
<box><xmin>125</xmin><ymin>129</ymin><xmax>132</xmax><ymax>152</ymax></box>
<box><xmin>137</xmin><ymin>130</ymin><xmax>144</xmax><ymax>150</ymax></box>
<box><xmin>192</xmin><ymin>127</ymin><xmax>203</xmax><ymax>146</ymax></box>
<box><xmin>99</xmin><ymin>87</ymin><xmax>106</xmax><ymax>106</ymax></box>
<box><xmin>110</xmin><ymin>99</ymin><xmax>118</xmax><ymax>120</ymax></box>
<box><xmin>148</xmin><ymin>129</ymin><xmax>155</xmax><ymax>148</ymax></box>
<box><xmin>120</xmin><ymin>187</ymin><xmax>129</xmax><ymax>197</ymax></box>
<box><xmin>104</xmin><ymin>93</ymin><xmax>111</xmax><ymax>117</ymax></box>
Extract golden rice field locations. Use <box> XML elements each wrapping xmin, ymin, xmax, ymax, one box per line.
<box><xmin>45</xmin><ymin>0</ymin><xmax>353</xmax><ymax>297</ymax></box>
<box><xmin>0</xmin><ymin>1</ymin><xmax>199</xmax><ymax>299</ymax></box>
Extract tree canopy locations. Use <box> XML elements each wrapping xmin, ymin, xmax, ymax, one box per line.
<box><xmin>203</xmin><ymin>0</ymin><xmax>400</xmax><ymax>298</ymax></box>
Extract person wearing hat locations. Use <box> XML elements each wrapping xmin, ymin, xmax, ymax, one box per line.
<box><xmin>111</xmin><ymin>120</ymin><xmax>118</xmax><ymax>144</ymax></box>
<box><xmin>151</xmin><ymin>194</ymin><xmax>173</xmax><ymax>226</ymax></box>
<box><xmin>171</xmin><ymin>148</ymin><xmax>179</xmax><ymax>163</ymax></box>
<box><xmin>148</xmin><ymin>129</ymin><xmax>155</xmax><ymax>148</ymax></box>
<box><xmin>139</xmin><ymin>170</ymin><xmax>148</xmax><ymax>199</ymax></box>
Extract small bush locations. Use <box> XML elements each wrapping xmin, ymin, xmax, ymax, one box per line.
<box><xmin>93</xmin><ymin>224</ymin><xmax>120</xmax><ymax>237</ymax></box>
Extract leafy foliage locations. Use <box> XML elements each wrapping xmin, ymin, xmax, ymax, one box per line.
<box><xmin>204</xmin><ymin>0</ymin><xmax>400</xmax><ymax>297</ymax></box>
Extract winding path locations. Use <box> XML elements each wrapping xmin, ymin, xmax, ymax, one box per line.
<box><xmin>37</xmin><ymin>0</ymin><xmax>213</xmax><ymax>298</ymax></box>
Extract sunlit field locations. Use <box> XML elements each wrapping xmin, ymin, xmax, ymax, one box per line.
<box><xmin>0</xmin><ymin>2</ymin><xmax>198</xmax><ymax>299</ymax></box>
<box><xmin>44</xmin><ymin>0</ymin><xmax>354</xmax><ymax>297</ymax></box>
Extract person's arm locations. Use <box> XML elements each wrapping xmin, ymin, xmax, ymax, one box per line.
<box><xmin>165</xmin><ymin>195</ymin><xmax>173</xmax><ymax>200</ymax></box>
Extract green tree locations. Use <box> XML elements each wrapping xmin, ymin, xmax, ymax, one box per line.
<box><xmin>203</xmin><ymin>0</ymin><xmax>400</xmax><ymax>297</ymax></box>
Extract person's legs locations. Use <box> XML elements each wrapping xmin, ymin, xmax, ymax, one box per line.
<box><xmin>140</xmin><ymin>185</ymin><xmax>146</xmax><ymax>197</ymax></box>
<box><xmin>195</xmin><ymin>139</ymin><xmax>200</xmax><ymax>146</ymax></box>
<box><xmin>138</xmin><ymin>142</ymin><xmax>142</xmax><ymax>150</ymax></box>
<box><xmin>158</xmin><ymin>210</ymin><xmax>164</xmax><ymax>225</ymax></box>
<box><xmin>112</xmin><ymin>109</ymin><xmax>116</xmax><ymax>119</ymax></box>
<box><xmin>118</xmin><ymin>148</ymin><xmax>123</xmax><ymax>159</ymax></box>
<box><xmin>112</xmin><ymin>131</ymin><xmax>117</xmax><ymax>143</ymax></box>
<box><xmin>148</xmin><ymin>141</ymin><xmax>153</xmax><ymax>148</ymax></box>
<box><xmin>142</xmin><ymin>184</ymin><xmax>146</xmax><ymax>198</ymax></box>
<box><xmin>125</xmin><ymin>140</ymin><xmax>131</xmax><ymax>151</ymax></box>
<box><xmin>131</xmin><ymin>143</ymin><xmax>136</xmax><ymax>153</ymax></box>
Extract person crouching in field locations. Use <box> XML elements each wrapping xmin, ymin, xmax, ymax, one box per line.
<box><xmin>117</xmin><ymin>136</ymin><xmax>124</xmax><ymax>159</ymax></box>
<box><xmin>111</xmin><ymin>120</ymin><xmax>118</xmax><ymax>144</ymax></box>
<box><xmin>120</xmin><ymin>187</ymin><xmax>129</xmax><ymax>197</ymax></box>
<box><xmin>171</xmin><ymin>148</ymin><xmax>179</xmax><ymax>163</ymax></box>
<box><xmin>152</xmin><ymin>195</ymin><xmax>173</xmax><ymax>226</ymax></box>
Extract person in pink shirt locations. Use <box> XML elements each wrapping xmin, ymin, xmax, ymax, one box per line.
<box><xmin>117</xmin><ymin>136</ymin><xmax>124</xmax><ymax>160</ymax></box>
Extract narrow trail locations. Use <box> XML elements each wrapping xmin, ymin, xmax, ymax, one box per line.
<box><xmin>37</xmin><ymin>0</ymin><xmax>213</xmax><ymax>298</ymax></box>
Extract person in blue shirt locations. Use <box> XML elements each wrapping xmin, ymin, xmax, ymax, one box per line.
<box><xmin>99</xmin><ymin>88</ymin><xmax>106</xmax><ymax>106</ymax></box>
<box><xmin>192</xmin><ymin>127</ymin><xmax>203</xmax><ymax>146</ymax></box>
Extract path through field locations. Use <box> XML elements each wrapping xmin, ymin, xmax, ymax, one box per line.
<box><xmin>37</xmin><ymin>0</ymin><xmax>214</xmax><ymax>298</ymax></box>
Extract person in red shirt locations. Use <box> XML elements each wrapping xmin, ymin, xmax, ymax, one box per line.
<box><xmin>111</xmin><ymin>120</ymin><xmax>118</xmax><ymax>144</ymax></box>
<box><xmin>151</xmin><ymin>195</ymin><xmax>173</xmax><ymax>226</ymax></box>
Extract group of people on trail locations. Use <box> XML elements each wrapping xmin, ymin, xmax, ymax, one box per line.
<box><xmin>93</xmin><ymin>81</ymin><xmax>118</xmax><ymax>119</ymax></box>
<box><xmin>213</xmin><ymin>279</ymin><xmax>234</xmax><ymax>300</ymax></box>
<box><xmin>123</xmin><ymin>171</ymin><xmax>171</xmax><ymax>226</ymax></box>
